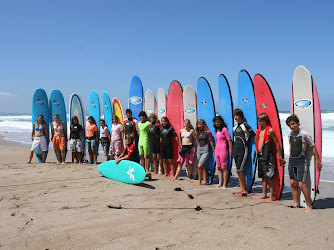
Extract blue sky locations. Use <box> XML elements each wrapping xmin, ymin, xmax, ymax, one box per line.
<box><xmin>0</xmin><ymin>0</ymin><xmax>333</xmax><ymax>113</ymax></box>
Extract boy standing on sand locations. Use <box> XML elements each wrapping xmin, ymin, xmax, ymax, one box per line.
<box><xmin>233</xmin><ymin>109</ymin><xmax>256</xmax><ymax>196</ymax></box>
<box><xmin>253</xmin><ymin>113</ymin><xmax>285</xmax><ymax>202</ymax></box>
<box><xmin>286</xmin><ymin>115</ymin><xmax>322</xmax><ymax>212</ymax></box>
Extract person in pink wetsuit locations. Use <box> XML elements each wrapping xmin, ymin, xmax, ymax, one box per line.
<box><xmin>213</xmin><ymin>115</ymin><xmax>233</xmax><ymax>189</ymax></box>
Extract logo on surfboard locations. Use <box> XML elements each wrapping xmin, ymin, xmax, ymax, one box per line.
<box><xmin>91</xmin><ymin>101</ymin><xmax>97</xmax><ymax>108</ymax></box>
<box><xmin>261</xmin><ymin>103</ymin><xmax>268</xmax><ymax>108</ymax></box>
<box><xmin>36</xmin><ymin>98</ymin><xmax>45</xmax><ymax>105</ymax></box>
<box><xmin>158</xmin><ymin>108</ymin><xmax>166</xmax><ymax>114</ymax></box>
<box><xmin>129</xmin><ymin>96</ymin><xmax>143</xmax><ymax>105</ymax></box>
<box><xmin>146</xmin><ymin>109</ymin><xmax>154</xmax><ymax>115</ymax></box>
<box><xmin>127</xmin><ymin>166</ymin><xmax>135</xmax><ymax>181</ymax></box>
<box><xmin>201</xmin><ymin>101</ymin><xmax>207</xmax><ymax>105</ymax></box>
<box><xmin>52</xmin><ymin>100</ymin><xmax>61</xmax><ymax>107</ymax></box>
<box><xmin>184</xmin><ymin>108</ymin><xmax>196</xmax><ymax>114</ymax></box>
<box><xmin>242</xmin><ymin>97</ymin><xmax>248</xmax><ymax>102</ymax></box>
<box><xmin>104</xmin><ymin>103</ymin><xmax>110</xmax><ymax>109</ymax></box>
<box><xmin>295</xmin><ymin>100</ymin><xmax>312</xmax><ymax>109</ymax></box>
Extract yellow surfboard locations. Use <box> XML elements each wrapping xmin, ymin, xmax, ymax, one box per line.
<box><xmin>113</xmin><ymin>97</ymin><xmax>125</xmax><ymax>152</ymax></box>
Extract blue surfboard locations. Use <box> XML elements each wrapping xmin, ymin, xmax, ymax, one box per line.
<box><xmin>49</xmin><ymin>89</ymin><xmax>67</xmax><ymax>162</ymax></box>
<box><xmin>103</xmin><ymin>91</ymin><xmax>113</xmax><ymax>135</ymax></box>
<box><xmin>218</xmin><ymin>74</ymin><xmax>234</xmax><ymax>184</ymax></box>
<box><xmin>129</xmin><ymin>76</ymin><xmax>144</xmax><ymax>121</ymax></box>
<box><xmin>238</xmin><ymin>70</ymin><xmax>257</xmax><ymax>192</ymax></box>
<box><xmin>69</xmin><ymin>93</ymin><xmax>86</xmax><ymax>162</ymax></box>
<box><xmin>98</xmin><ymin>160</ymin><xmax>146</xmax><ymax>184</ymax></box>
<box><xmin>197</xmin><ymin>77</ymin><xmax>216</xmax><ymax>183</ymax></box>
<box><xmin>89</xmin><ymin>90</ymin><xmax>100</xmax><ymax>163</ymax></box>
<box><xmin>32</xmin><ymin>88</ymin><xmax>50</xmax><ymax>163</ymax></box>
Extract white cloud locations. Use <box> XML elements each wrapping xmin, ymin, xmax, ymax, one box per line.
<box><xmin>0</xmin><ymin>92</ymin><xmax>15</xmax><ymax>97</ymax></box>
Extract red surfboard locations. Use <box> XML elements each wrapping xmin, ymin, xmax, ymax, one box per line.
<box><xmin>254</xmin><ymin>74</ymin><xmax>284</xmax><ymax>200</ymax></box>
<box><xmin>167</xmin><ymin>81</ymin><xmax>183</xmax><ymax>176</ymax></box>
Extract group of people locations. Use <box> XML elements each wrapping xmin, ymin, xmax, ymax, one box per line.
<box><xmin>27</xmin><ymin>108</ymin><xmax>322</xmax><ymax>212</ymax></box>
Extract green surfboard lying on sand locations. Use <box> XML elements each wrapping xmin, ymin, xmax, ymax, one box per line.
<box><xmin>98</xmin><ymin>160</ymin><xmax>146</xmax><ymax>184</ymax></box>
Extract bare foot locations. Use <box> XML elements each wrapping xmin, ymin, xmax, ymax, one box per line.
<box><xmin>265</xmin><ymin>197</ymin><xmax>274</xmax><ymax>203</ymax></box>
<box><xmin>233</xmin><ymin>191</ymin><xmax>243</xmax><ymax>195</ymax></box>
<box><xmin>172</xmin><ymin>177</ymin><xmax>177</xmax><ymax>180</ymax></box>
<box><xmin>164</xmin><ymin>174</ymin><xmax>169</xmax><ymax>177</ymax></box>
<box><xmin>25</xmin><ymin>161</ymin><xmax>32</xmax><ymax>164</ymax></box>
<box><xmin>62</xmin><ymin>162</ymin><xmax>66</xmax><ymax>165</ymax></box>
<box><xmin>305</xmin><ymin>208</ymin><xmax>313</xmax><ymax>213</ymax></box>
<box><xmin>154</xmin><ymin>172</ymin><xmax>158</xmax><ymax>174</ymax></box>
<box><xmin>216</xmin><ymin>184</ymin><xmax>222</xmax><ymax>187</ymax></box>
<box><xmin>221</xmin><ymin>185</ymin><xmax>227</xmax><ymax>189</ymax></box>
<box><xmin>197</xmin><ymin>182</ymin><xmax>201</xmax><ymax>186</ymax></box>
<box><xmin>159</xmin><ymin>172</ymin><xmax>163</xmax><ymax>176</ymax></box>
<box><xmin>57</xmin><ymin>162</ymin><xmax>61</xmax><ymax>164</ymax></box>
<box><xmin>253</xmin><ymin>194</ymin><xmax>267</xmax><ymax>200</ymax></box>
<box><xmin>202</xmin><ymin>182</ymin><xmax>207</xmax><ymax>185</ymax></box>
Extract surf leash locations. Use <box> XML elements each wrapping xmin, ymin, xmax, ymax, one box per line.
<box><xmin>172</xmin><ymin>179</ymin><xmax>194</xmax><ymax>199</ymax></box>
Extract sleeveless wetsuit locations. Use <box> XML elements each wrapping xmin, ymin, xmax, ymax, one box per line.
<box><xmin>215</xmin><ymin>127</ymin><xmax>231</xmax><ymax>169</ymax></box>
<box><xmin>255</xmin><ymin>125</ymin><xmax>275</xmax><ymax>179</ymax></box>
<box><xmin>160</xmin><ymin>126</ymin><xmax>176</xmax><ymax>159</ymax></box>
<box><xmin>150</xmin><ymin>122</ymin><xmax>161</xmax><ymax>154</ymax></box>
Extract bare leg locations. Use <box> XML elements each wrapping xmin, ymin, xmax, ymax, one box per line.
<box><xmin>169</xmin><ymin>159</ymin><xmax>176</xmax><ymax>177</ymax></box>
<box><xmin>93</xmin><ymin>152</ymin><xmax>98</xmax><ymax>165</ymax></box>
<box><xmin>163</xmin><ymin>159</ymin><xmax>168</xmax><ymax>177</ymax></box>
<box><xmin>104</xmin><ymin>152</ymin><xmax>108</xmax><ymax>162</ymax></box>
<box><xmin>290</xmin><ymin>179</ymin><xmax>299</xmax><ymax>207</ymax></box>
<box><xmin>265</xmin><ymin>179</ymin><xmax>275</xmax><ymax>203</ymax></box>
<box><xmin>88</xmin><ymin>150</ymin><xmax>93</xmax><ymax>164</ymax></box>
<box><xmin>26</xmin><ymin>151</ymin><xmax>34</xmax><ymax>163</ymax></box>
<box><xmin>42</xmin><ymin>151</ymin><xmax>46</xmax><ymax>163</ymax></box>
<box><xmin>153</xmin><ymin>153</ymin><xmax>158</xmax><ymax>174</ymax></box>
<box><xmin>56</xmin><ymin>150</ymin><xmax>61</xmax><ymax>164</ymax></box>
<box><xmin>77</xmin><ymin>152</ymin><xmax>82</xmax><ymax>164</ymax></box>
<box><xmin>202</xmin><ymin>167</ymin><xmax>207</xmax><ymax>185</ymax></box>
<box><xmin>222</xmin><ymin>169</ymin><xmax>228</xmax><ymax>188</ymax></box>
<box><xmin>236</xmin><ymin>170</ymin><xmax>248</xmax><ymax>194</ymax></box>
<box><xmin>140</xmin><ymin>155</ymin><xmax>145</xmax><ymax>170</ymax></box>
<box><xmin>72</xmin><ymin>152</ymin><xmax>75</xmax><ymax>163</ymax></box>
<box><xmin>217</xmin><ymin>167</ymin><xmax>223</xmax><ymax>187</ymax></box>
<box><xmin>197</xmin><ymin>164</ymin><xmax>204</xmax><ymax>185</ymax></box>
<box><xmin>254</xmin><ymin>178</ymin><xmax>268</xmax><ymax>199</ymax></box>
<box><xmin>187</xmin><ymin>163</ymin><xmax>193</xmax><ymax>179</ymax></box>
<box><xmin>173</xmin><ymin>164</ymin><xmax>182</xmax><ymax>179</ymax></box>
<box><xmin>299</xmin><ymin>182</ymin><xmax>313</xmax><ymax>212</ymax></box>
<box><xmin>145</xmin><ymin>156</ymin><xmax>150</xmax><ymax>173</ymax></box>
<box><xmin>61</xmin><ymin>150</ymin><xmax>66</xmax><ymax>164</ymax></box>
<box><xmin>158</xmin><ymin>154</ymin><xmax>163</xmax><ymax>175</ymax></box>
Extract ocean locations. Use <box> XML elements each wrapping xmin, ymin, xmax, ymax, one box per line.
<box><xmin>0</xmin><ymin>112</ymin><xmax>333</xmax><ymax>182</ymax></box>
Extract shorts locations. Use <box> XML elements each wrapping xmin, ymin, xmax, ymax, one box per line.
<box><xmin>234</xmin><ymin>149</ymin><xmax>247</xmax><ymax>171</ymax></box>
<box><xmin>109</xmin><ymin>140</ymin><xmax>122</xmax><ymax>157</ymax></box>
<box><xmin>138</xmin><ymin>141</ymin><xmax>150</xmax><ymax>156</ymax></box>
<box><xmin>177</xmin><ymin>146</ymin><xmax>196</xmax><ymax>165</ymax></box>
<box><xmin>31</xmin><ymin>136</ymin><xmax>47</xmax><ymax>152</ymax></box>
<box><xmin>101</xmin><ymin>143</ymin><xmax>110</xmax><ymax>154</ymax></box>
<box><xmin>151</xmin><ymin>140</ymin><xmax>161</xmax><ymax>154</ymax></box>
<box><xmin>161</xmin><ymin>143</ymin><xmax>173</xmax><ymax>159</ymax></box>
<box><xmin>69</xmin><ymin>138</ymin><xmax>83</xmax><ymax>152</ymax></box>
<box><xmin>86</xmin><ymin>138</ymin><xmax>96</xmax><ymax>151</ymax></box>
<box><xmin>215</xmin><ymin>148</ymin><xmax>228</xmax><ymax>170</ymax></box>
<box><xmin>52</xmin><ymin>136</ymin><xmax>66</xmax><ymax>150</ymax></box>
<box><xmin>288</xmin><ymin>156</ymin><xmax>307</xmax><ymax>182</ymax></box>
<box><xmin>197</xmin><ymin>145</ymin><xmax>210</xmax><ymax>165</ymax></box>
<box><xmin>257</xmin><ymin>152</ymin><xmax>275</xmax><ymax>180</ymax></box>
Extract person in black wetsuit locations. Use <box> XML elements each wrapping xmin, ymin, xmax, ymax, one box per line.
<box><xmin>160</xmin><ymin>116</ymin><xmax>181</xmax><ymax>177</ymax></box>
<box><xmin>149</xmin><ymin>113</ymin><xmax>163</xmax><ymax>175</ymax></box>
<box><xmin>233</xmin><ymin>109</ymin><xmax>256</xmax><ymax>195</ymax></box>
<box><xmin>69</xmin><ymin>116</ymin><xmax>85</xmax><ymax>164</ymax></box>
<box><xmin>124</xmin><ymin>109</ymin><xmax>138</xmax><ymax>140</ymax></box>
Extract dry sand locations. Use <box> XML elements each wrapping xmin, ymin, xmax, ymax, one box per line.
<box><xmin>1</xmin><ymin>140</ymin><xmax>334</xmax><ymax>249</ymax></box>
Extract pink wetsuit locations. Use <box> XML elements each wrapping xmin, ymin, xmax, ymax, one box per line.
<box><xmin>215</xmin><ymin>127</ymin><xmax>231</xmax><ymax>169</ymax></box>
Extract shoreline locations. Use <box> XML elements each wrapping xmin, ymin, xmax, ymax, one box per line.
<box><xmin>1</xmin><ymin>137</ymin><xmax>333</xmax><ymax>248</ymax></box>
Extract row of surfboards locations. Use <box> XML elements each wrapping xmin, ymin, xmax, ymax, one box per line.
<box><xmin>32</xmin><ymin>65</ymin><xmax>321</xmax><ymax>206</ymax></box>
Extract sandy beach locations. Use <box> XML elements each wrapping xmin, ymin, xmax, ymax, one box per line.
<box><xmin>1</xmin><ymin>140</ymin><xmax>334</xmax><ymax>249</ymax></box>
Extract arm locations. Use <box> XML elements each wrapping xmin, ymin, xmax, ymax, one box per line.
<box><xmin>228</xmin><ymin>140</ymin><xmax>233</xmax><ymax>158</ymax></box>
<box><xmin>178</xmin><ymin>131</ymin><xmax>182</xmax><ymax>148</ymax></box>
<box><xmin>210</xmin><ymin>139</ymin><xmax>215</xmax><ymax>154</ymax></box>
<box><xmin>191</xmin><ymin>129</ymin><xmax>197</xmax><ymax>143</ymax></box>
<box><xmin>51</xmin><ymin>122</ymin><xmax>54</xmax><ymax>140</ymax></box>
<box><xmin>269</xmin><ymin>129</ymin><xmax>285</xmax><ymax>166</ymax></box>
<box><xmin>62</xmin><ymin>121</ymin><xmax>67</xmax><ymax>141</ymax></box>
<box><xmin>115</xmin><ymin>154</ymin><xmax>130</xmax><ymax>164</ymax></box>
<box><xmin>80</xmin><ymin>128</ymin><xmax>85</xmax><ymax>138</ymax></box>
<box><xmin>175</xmin><ymin>135</ymin><xmax>182</xmax><ymax>149</ymax></box>
<box><xmin>95</xmin><ymin>130</ymin><xmax>99</xmax><ymax>143</ymax></box>
<box><xmin>31</xmin><ymin>123</ymin><xmax>36</xmax><ymax>140</ymax></box>
<box><xmin>121</xmin><ymin>129</ymin><xmax>124</xmax><ymax>146</ymax></box>
<box><xmin>312</xmin><ymin>145</ymin><xmax>322</xmax><ymax>170</ymax></box>
<box><xmin>105</xmin><ymin>128</ymin><xmax>111</xmax><ymax>141</ymax></box>
<box><xmin>44</xmin><ymin>123</ymin><xmax>49</xmax><ymax>141</ymax></box>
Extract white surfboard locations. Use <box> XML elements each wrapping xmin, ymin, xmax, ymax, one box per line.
<box><xmin>145</xmin><ymin>89</ymin><xmax>156</xmax><ymax>117</ymax></box>
<box><xmin>292</xmin><ymin>65</ymin><xmax>320</xmax><ymax>207</ymax></box>
<box><xmin>183</xmin><ymin>85</ymin><xmax>198</xmax><ymax>179</ymax></box>
<box><xmin>157</xmin><ymin>88</ymin><xmax>167</xmax><ymax>122</ymax></box>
